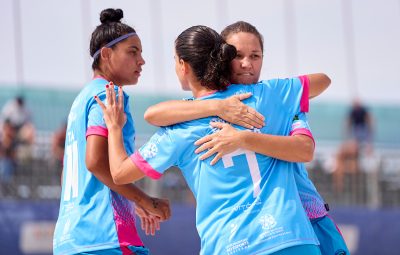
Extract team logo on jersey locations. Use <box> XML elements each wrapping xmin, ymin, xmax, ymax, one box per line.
<box><xmin>140</xmin><ymin>128</ymin><xmax>167</xmax><ymax>158</ymax></box>
<box><xmin>226</xmin><ymin>238</ymin><xmax>249</xmax><ymax>255</ymax></box>
<box><xmin>259</xmin><ymin>214</ymin><xmax>277</xmax><ymax>230</ymax></box>
<box><xmin>335</xmin><ymin>250</ymin><xmax>347</xmax><ymax>255</ymax></box>
<box><xmin>141</xmin><ymin>142</ymin><xmax>158</xmax><ymax>159</ymax></box>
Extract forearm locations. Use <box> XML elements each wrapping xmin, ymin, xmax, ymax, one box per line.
<box><xmin>107</xmin><ymin>127</ymin><xmax>144</xmax><ymax>184</ymax></box>
<box><xmin>144</xmin><ymin>100</ymin><xmax>219</xmax><ymax>126</ymax></box>
<box><xmin>239</xmin><ymin>132</ymin><xmax>314</xmax><ymax>162</ymax></box>
<box><xmin>91</xmin><ymin>162</ymin><xmax>150</xmax><ymax>206</ymax></box>
<box><xmin>307</xmin><ymin>73</ymin><xmax>331</xmax><ymax>99</ymax></box>
<box><xmin>86</xmin><ymin>135</ymin><xmax>152</xmax><ymax>208</ymax></box>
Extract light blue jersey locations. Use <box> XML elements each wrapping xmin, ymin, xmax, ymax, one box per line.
<box><xmin>290</xmin><ymin>112</ymin><xmax>328</xmax><ymax>219</ymax></box>
<box><xmin>131</xmin><ymin>78</ymin><xmax>319</xmax><ymax>255</ymax></box>
<box><xmin>53</xmin><ymin>78</ymin><xmax>143</xmax><ymax>255</ymax></box>
<box><xmin>290</xmin><ymin>113</ymin><xmax>349</xmax><ymax>254</ymax></box>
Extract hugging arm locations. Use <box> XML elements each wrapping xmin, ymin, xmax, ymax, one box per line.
<box><xmin>144</xmin><ymin>73</ymin><xmax>330</xmax><ymax>128</ymax></box>
<box><xmin>144</xmin><ymin>93</ymin><xmax>265</xmax><ymax>129</ymax></box>
<box><xmin>146</xmin><ymin>74</ymin><xmax>327</xmax><ymax>165</ymax></box>
<box><xmin>195</xmin><ymin>122</ymin><xmax>314</xmax><ymax>165</ymax></box>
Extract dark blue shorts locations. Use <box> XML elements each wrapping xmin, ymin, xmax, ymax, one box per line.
<box><xmin>271</xmin><ymin>244</ymin><xmax>321</xmax><ymax>255</ymax></box>
<box><xmin>311</xmin><ymin>215</ymin><xmax>350</xmax><ymax>255</ymax></box>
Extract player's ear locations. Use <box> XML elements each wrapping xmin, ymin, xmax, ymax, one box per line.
<box><xmin>181</xmin><ymin>59</ymin><xmax>191</xmax><ymax>74</ymax></box>
<box><xmin>100</xmin><ymin>47</ymin><xmax>112</xmax><ymax>62</ymax></box>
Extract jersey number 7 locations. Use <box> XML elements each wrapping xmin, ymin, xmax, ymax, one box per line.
<box><xmin>222</xmin><ymin>149</ymin><xmax>261</xmax><ymax>198</ymax></box>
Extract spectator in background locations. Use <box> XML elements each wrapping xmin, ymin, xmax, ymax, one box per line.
<box><xmin>333</xmin><ymin>99</ymin><xmax>374</xmax><ymax>192</ymax></box>
<box><xmin>1</xmin><ymin>96</ymin><xmax>31</xmax><ymax>131</ymax></box>
<box><xmin>347</xmin><ymin>99</ymin><xmax>374</xmax><ymax>150</ymax></box>
<box><xmin>0</xmin><ymin>96</ymin><xmax>35</xmax><ymax>162</ymax></box>
<box><xmin>0</xmin><ymin>119</ymin><xmax>17</xmax><ymax>194</ymax></box>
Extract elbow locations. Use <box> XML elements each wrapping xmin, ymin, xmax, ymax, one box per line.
<box><xmin>86</xmin><ymin>157</ymin><xmax>101</xmax><ymax>174</ymax></box>
<box><xmin>109</xmin><ymin>167</ymin><xmax>127</xmax><ymax>185</ymax></box>
<box><xmin>144</xmin><ymin>106</ymin><xmax>159</xmax><ymax>126</ymax></box>
<box><xmin>301</xmin><ymin>151</ymin><xmax>314</xmax><ymax>162</ymax></box>
<box><xmin>301</xmin><ymin>143</ymin><xmax>315</xmax><ymax>162</ymax></box>
<box><xmin>112</xmin><ymin>174</ymin><xmax>126</xmax><ymax>185</ymax></box>
<box><xmin>110</xmin><ymin>164</ymin><xmax>137</xmax><ymax>185</ymax></box>
<box><xmin>321</xmin><ymin>73</ymin><xmax>331</xmax><ymax>88</ymax></box>
<box><xmin>297</xmin><ymin>151</ymin><xmax>313</xmax><ymax>163</ymax></box>
<box><xmin>295</xmin><ymin>139</ymin><xmax>315</xmax><ymax>162</ymax></box>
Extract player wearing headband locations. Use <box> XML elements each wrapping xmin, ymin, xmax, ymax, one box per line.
<box><xmin>53</xmin><ymin>9</ymin><xmax>170</xmax><ymax>255</ymax></box>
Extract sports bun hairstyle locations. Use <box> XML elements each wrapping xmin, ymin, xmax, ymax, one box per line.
<box><xmin>90</xmin><ymin>8</ymin><xmax>136</xmax><ymax>70</ymax></box>
<box><xmin>100</xmin><ymin>8</ymin><xmax>123</xmax><ymax>24</ymax></box>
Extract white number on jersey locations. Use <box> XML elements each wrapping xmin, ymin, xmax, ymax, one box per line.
<box><xmin>63</xmin><ymin>141</ymin><xmax>79</xmax><ymax>201</ymax></box>
<box><xmin>222</xmin><ymin>149</ymin><xmax>261</xmax><ymax>197</ymax></box>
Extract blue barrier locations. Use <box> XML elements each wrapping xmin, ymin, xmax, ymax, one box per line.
<box><xmin>0</xmin><ymin>200</ymin><xmax>59</xmax><ymax>255</ymax></box>
<box><xmin>0</xmin><ymin>201</ymin><xmax>399</xmax><ymax>255</ymax></box>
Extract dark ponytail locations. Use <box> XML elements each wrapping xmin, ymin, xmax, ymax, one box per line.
<box><xmin>90</xmin><ymin>8</ymin><xmax>136</xmax><ymax>70</ymax></box>
<box><xmin>175</xmin><ymin>25</ymin><xmax>237</xmax><ymax>91</ymax></box>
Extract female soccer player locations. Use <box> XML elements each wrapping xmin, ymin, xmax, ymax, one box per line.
<box><xmin>144</xmin><ymin>21</ymin><xmax>349</xmax><ymax>255</ymax></box>
<box><xmin>97</xmin><ymin>25</ymin><xmax>322</xmax><ymax>255</ymax></box>
<box><xmin>53</xmin><ymin>8</ymin><xmax>170</xmax><ymax>255</ymax></box>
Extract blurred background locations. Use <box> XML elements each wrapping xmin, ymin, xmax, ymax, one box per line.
<box><xmin>0</xmin><ymin>0</ymin><xmax>399</xmax><ymax>254</ymax></box>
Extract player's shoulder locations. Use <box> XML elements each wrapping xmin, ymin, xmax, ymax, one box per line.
<box><xmin>87</xmin><ymin>78</ymin><xmax>108</xmax><ymax>94</ymax></box>
<box><xmin>223</xmin><ymin>83</ymin><xmax>254</xmax><ymax>97</ymax></box>
<box><xmin>163</xmin><ymin>117</ymin><xmax>211</xmax><ymax>142</ymax></box>
<box><xmin>148</xmin><ymin>126</ymin><xmax>182</xmax><ymax>147</ymax></box>
<box><xmin>259</xmin><ymin>77</ymin><xmax>298</xmax><ymax>85</ymax></box>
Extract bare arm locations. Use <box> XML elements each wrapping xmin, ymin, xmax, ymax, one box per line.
<box><xmin>308</xmin><ymin>73</ymin><xmax>331</xmax><ymax>99</ymax></box>
<box><xmin>144</xmin><ymin>100</ymin><xmax>219</xmax><ymax>126</ymax></box>
<box><xmin>195</xmin><ymin>122</ymin><xmax>314</xmax><ymax>165</ymax></box>
<box><xmin>86</xmin><ymin>135</ymin><xmax>170</xmax><ymax>220</ymax></box>
<box><xmin>144</xmin><ymin>93</ymin><xmax>265</xmax><ymax>129</ymax></box>
<box><xmin>145</xmin><ymin>74</ymin><xmax>330</xmax><ymax>127</ymax></box>
<box><xmin>240</xmin><ymin>132</ymin><xmax>313</xmax><ymax>162</ymax></box>
<box><xmin>94</xmin><ymin>87</ymin><xmax>149</xmax><ymax>186</ymax></box>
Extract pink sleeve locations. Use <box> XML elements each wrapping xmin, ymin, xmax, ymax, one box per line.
<box><xmin>86</xmin><ymin>126</ymin><xmax>108</xmax><ymax>139</ymax></box>
<box><xmin>298</xmin><ymin>75</ymin><xmax>310</xmax><ymax>112</ymax></box>
<box><xmin>290</xmin><ymin>128</ymin><xmax>315</xmax><ymax>147</ymax></box>
<box><xmin>130</xmin><ymin>151</ymin><xmax>163</xmax><ymax>180</ymax></box>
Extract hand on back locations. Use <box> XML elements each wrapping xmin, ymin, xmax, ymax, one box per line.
<box><xmin>218</xmin><ymin>93</ymin><xmax>265</xmax><ymax>129</ymax></box>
